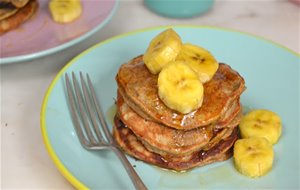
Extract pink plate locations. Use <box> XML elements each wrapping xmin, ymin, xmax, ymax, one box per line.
<box><xmin>0</xmin><ymin>0</ymin><xmax>118</xmax><ymax>64</ymax></box>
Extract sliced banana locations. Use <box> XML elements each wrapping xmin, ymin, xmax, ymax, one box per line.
<box><xmin>158</xmin><ymin>61</ymin><xmax>204</xmax><ymax>114</ymax></box>
<box><xmin>49</xmin><ymin>0</ymin><xmax>82</xmax><ymax>23</ymax></box>
<box><xmin>239</xmin><ymin>109</ymin><xmax>282</xmax><ymax>145</ymax></box>
<box><xmin>176</xmin><ymin>43</ymin><xmax>219</xmax><ymax>83</ymax></box>
<box><xmin>234</xmin><ymin>138</ymin><xmax>274</xmax><ymax>178</ymax></box>
<box><xmin>143</xmin><ymin>28</ymin><xmax>182</xmax><ymax>74</ymax></box>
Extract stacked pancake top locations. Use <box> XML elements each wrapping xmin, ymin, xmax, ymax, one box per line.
<box><xmin>114</xmin><ymin>55</ymin><xmax>245</xmax><ymax>171</ymax></box>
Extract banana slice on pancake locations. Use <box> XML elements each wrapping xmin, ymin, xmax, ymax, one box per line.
<box><xmin>176</xmin><ymin>43</ymin><xmax>219</xmax><ymax>83</ymax></box>
<box><xmin>234</xmin><ymin>138</ymin><xmax>274</xmax><ymax>178</ymax></box>
<box><xmin>143</xmin><ymin>28</ymin><xmax>182</xmax><ymax>74</ymax></box>
<box><xmin>49</xmin><ymin>0</ymin><xmax>82</xmax><ymax>23</ymax></box>
<box><xmin>158</xmin><ymin>61</ymin><xmax>204</xmax><ymax>114</ymax></box>
<box><xmin>239</xmin><ymin>109</ymin><xmax>282</xmax><ymax>145</ymax></box>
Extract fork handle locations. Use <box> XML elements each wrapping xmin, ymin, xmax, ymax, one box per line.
<box><xmin>111</xmin><ymin>147</ymin><xmax>148</xmax><ymax>190</ymax></box>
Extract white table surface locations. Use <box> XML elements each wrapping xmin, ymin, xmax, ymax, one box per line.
<box><xmin>1</xmin><ymin>0</ymin><xmax>299</xmax><ymax>189</ymax></box>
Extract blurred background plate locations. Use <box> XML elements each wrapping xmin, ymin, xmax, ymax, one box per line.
<box><xmin>41</xmin><ymin>26</ymin><xmax>299</xmax><ymax>189</ymax></box>
<box><xmin>0</xmin><ymin>0</ymin><xmax>118</xmax><ymax>64</ymax></box>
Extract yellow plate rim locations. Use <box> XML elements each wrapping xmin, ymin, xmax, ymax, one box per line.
<box><xmin>40</xmin><ymin>24</ymin><xmax>299</xmax><ymax>190</ymax></box>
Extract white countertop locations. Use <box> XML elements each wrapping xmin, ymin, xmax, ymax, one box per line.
<box><xmin>1</xmin><ymin>0</ymin><xmax>299</xmax><ymax>189</ymax></box>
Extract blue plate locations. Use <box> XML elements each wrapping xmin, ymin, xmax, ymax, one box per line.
<box><xmin>41</xmin><ymin>26</ymin><xmax>299</xmax><ymax>189</ymax></box>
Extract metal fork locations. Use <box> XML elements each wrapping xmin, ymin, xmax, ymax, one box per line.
<box><xmin>65</xmin><ymin>72</ymin><xmax>147</xmax><ymax>190</ymax></box>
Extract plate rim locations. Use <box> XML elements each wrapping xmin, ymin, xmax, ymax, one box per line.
<box><xmin>40</xmin><ymin>25</ymin><xmax>300</xmax><ymax>189</ymax></box>
<box><xmin>0</xmin><ymin>0</ymin><xmax>119</xmax><ymax>65</ymax></box>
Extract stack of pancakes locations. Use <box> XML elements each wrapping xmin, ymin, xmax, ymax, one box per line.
<box><xmin>0</xmin><ymin>0</ymin><xmax>38</xmax><ymax>34</ymax></box>
<box><xmin>114</xmin><ymin>55</ymin><xmax>245</xmax><ymax>171</ymax></box>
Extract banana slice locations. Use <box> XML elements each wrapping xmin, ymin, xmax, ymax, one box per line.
<box><xmin>176</xmin><ymin>43</ymin><xmax>219</xmax><ymax>83</ymax></box>
<box><xmin>239</xmin><ymin>109</ymin><xmax>282</xmax><ymax>145</ymax></box>
<box><xmin>234</xmin><ymin>138</ymin><xmax>274</xmax><ymax>178</ymax></box>
<box><xmin>158</xmin><ymin>61</ymin><xmax>204</xmax><ymax>114</ymax></box>
<box><xmin>49</xmin><ymin>0</ymin><xmax>82</xmax><ymax>23</ymax></box>
<box><xmin>143</xmin><ymin>28</ymin><xmax>182</xmax><ymax>74</ymax></box>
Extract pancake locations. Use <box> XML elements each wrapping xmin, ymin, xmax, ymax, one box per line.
<box><xmin>0</xmin><ymin>8</ymin><xmax>17</xmax><ymax>20</ymax></box>
<box><xmin>11</xmin><ymin>0</ymin><xmax>29</xmax><ymax>8</ymax></box>
<box><xmin>113</xmin><ymin>116</ymin><xmax>238</xmax><ymax>171</ymax></box>
<box><xmin>0</xmin><ymin>0</ymin><xmax>37</xmax><ymax>34</ymax></box>
<box><xmin>0</xmin><ymin>2</ymin><xmax>18</xmax><ymax>20</ymax></box>
<box><xmin>116</xmin><ymin>55</ymin><xmax>246</xmax><ymax>130</ymax></box>
<box><xmin>1</xmin><ymin>0</ymin><xmax>29</xmax><ymax>8</ymax></box>
<box><xmin>117</xmin><ymin>94</ymin><xmax>242</xmax><ymax>156</ymax></box>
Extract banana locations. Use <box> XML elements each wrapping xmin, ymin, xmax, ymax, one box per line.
<box><xmin>143</xmin><ymin>28</ymin><xmax>182</xmax><ymax>74</ymax></box>
<box><xmin>239</xmin><ymin>109</ymin><xmax>282</xmax><ymax>145</ymax></box>
<box><xmin>49</xmin><ymin>0</ymin><xmax>82</xmax><ymax>23</ymax></box>
<box><xmin>176</xmin><ymin>43</ymin><xmax>219</xmax><ymax>83</ymax></box>
<box><xmin>158</xmin><ymin>61</ymin><xmax>204</xmax><ymax>114</ymax></box>
<box><xmin>234</xmin><ymin>138</ymin><xmax>274</xmax><ymax>178</ymax></box>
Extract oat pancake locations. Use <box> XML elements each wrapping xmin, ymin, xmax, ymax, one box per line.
<box><xmin>0</xmin><ymin>0</ymin><xmax>37</xmax><ymax>34</ymax></box>
<box><xmin>113</xmin><ymin>116</ymin><xmax>238</xmax><ymax>171</ymax></box>
<box><xmin>0</xmin><ymin>2</ymin><xmax>18</xmax><ymax>20</ymax></box>
<box><xmin>1</xmin><ymin>0</ymin><xmax>29</xmax><ymax>8</ymax></box>
<box><xmin>117</xmin><ymin>94</ymin><xmax>241</xmax><ymax>156</ymax></box>
<box><xmin>141</xmin><ymin>113</ymin><xmax>241</xmax><ymax>158</ymax></box>
<box><xmin>116</xmin><ymin>55</ymin><xmax>245</xmax><ymax>130</ymax></box>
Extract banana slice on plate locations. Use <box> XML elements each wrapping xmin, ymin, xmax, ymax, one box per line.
<box><xmin>176</xmin><ymin>43</ymin><xmax>219</xmax><ymax>83</ymax></box>
<box><xmin>158</xmin><ymin>61</ymin><xmax>204</xmax><ymax>114</ymax></box>
<box><xmin>239</xmin><ymin>109</ymin><xmax>282</xmax><ymax>145</ymax></box>
<box><xmin>49</xmin><ymin>0</ymin><xmax>82</xmax><ymax>23</ymax></box>
<box><xmin>143</xmin><ymin>28</ymin><xmax>182</xmax><ymax>74</ymax></box>
<box><xmin>234</xmin><ymin>138</ymin><xmax>274</xmax><ymax>178</ymax></box>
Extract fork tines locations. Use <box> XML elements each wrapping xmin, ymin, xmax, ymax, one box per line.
<box><xmin>65</xmin><ymin>72</ymin><xmax>147</xmax><ymax>189</ymax></box>
<box><xmin>65</xmin><ymin>72</ymin><xmax>113</xmax><ymax>149</ymax></box>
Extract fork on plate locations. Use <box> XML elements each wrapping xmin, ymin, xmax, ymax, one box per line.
<box><xmin>65</xmin><ymin>72</ymin><xmax>147</xmax><ymax>190</ymax></box>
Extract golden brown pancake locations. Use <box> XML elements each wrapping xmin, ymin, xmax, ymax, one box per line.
<box><xmin>117</xmin><ymin>94</ymin><xmax>242</xmax><ymax>156</ymax></box>
<box><xmin>11</xmin><ymin>0</ymin><xmax>29</xmax><ymax>8</ymax></box>
<box><xmin>114</xmin><ymin>55</ymin><xmax>246</xmax><ymax>171</ymax></box>
<box><xmin>0</xmin><ymin>9</ymin><xmax>17</xmax><ymax>20</ymax></box>
<box><xmin>113</xmin><ymin>116</ymin><xmax>238</xmax><ymax>171</ymax></box>
<box><xmin>1</xmin><ymin>0</ymin><xmax>29</xmax><ymax>8</ymax></box>
<box><xmin>116</xmin><ymin>55</ymin><xmax>246</xmax><ymax>130</ymax></box>
<box><xmin>0</xmin><ymin>5</ymin><xmax>17</xmax><ymax>20</ymax></box>
<box><xmin>0</xmin><ymin>0</ymin><xmax>37</xmax><ymax>35</ymax></box>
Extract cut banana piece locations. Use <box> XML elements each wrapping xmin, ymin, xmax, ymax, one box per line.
<box><xmin>143</xmin><ymin>28</ymin><xmax>182</xmax><ymax>74</ymax></box>
<box><xmin>158</xmin><ymin>61</ymin><xmax>204</xmax><ymax>114</ymax></box>
<box><xmin>176</xmin><ymin>43</ymin><xmax>219</xmax><ymax>83</ymax></box>
<box><xmin>234</xmin><ymin>138</ymin><xmax>274</xmax><ymax>178</ymax></box>
<box><xmin>49</xmin><ymin>0</ymin><xmax>82</xmax><ymax>23</ymax></box>
<box><xmin>239</xmin><ymin>109</ymin><xmax>282</xmax><ymax>145</ymax></box>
